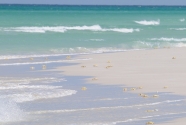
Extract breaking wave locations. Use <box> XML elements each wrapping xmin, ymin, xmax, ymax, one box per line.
<box><xmin>1</xmin><ymin>41</ymin><xmax>186</xmax><ymax>61</ymax></box>
<box><xmin>0</xmin><ymin>98</ymin><xmax>25</xmax><ymax>122</ymax></box>
<box><xmin>50</xmin><ymin>47</ymin><xmax>126</xmax><ymax>54</ymax></box>
<box><xmin>2</xmin><ymin>89</ymin><xmax>77</xmax><ymax>103</ymax></box>
<box><xmin>0</xmin><ymin>25</ymin><xmax>140</xmax><ymax>33</ymax></box>
<box><xmin>170</xmin><ymin>28</ymin><xmax>186</xmax><ymax>31</ymax></box>
<box><xmin>0</xmin><ymin>77</ymin><xmax>65</xmax><ymax>84</ymax></box>
<box><xmin>150</xmin><ymin>37</ymin><xmax>186</xmax><ymax>42</ymax></box>
<box><xmin>136</xmin><ymin>40</ymin><xmax>186</xmax><ymax>49</ymax></box>
<box><xmin>134</xmin><ymin>20</ymin><xmax>160</xmax><ymax>25</ymax></box>
<box><xmin>180</xmin><ymin>18</ymin><xmax>185</xmax><ymax>22</ymax></box>
<box><xmin>0</xmin><ymin>77</ymin><xmax>77</xmax><ymax>103</ymax></box>
<box><xmin>0</xmin><ymin>47</ymin><xmax>127</xmax><ymax>60</ymax></box>
<box><xmin>89</xmin><ymin>39</ymin><xmax>104</xmax><ymax>41</ymax></box>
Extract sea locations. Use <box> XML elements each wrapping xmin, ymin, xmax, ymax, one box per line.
<box><xmin>0</xmin><ymin>5</ymin><xmax>186</xmax><ymax>125</ymax></box>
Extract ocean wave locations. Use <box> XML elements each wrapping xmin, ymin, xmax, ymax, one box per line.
<box><xmin>180</xmin><ymin>18</ymin><xmax>185</xmax><ymax>22</ymax></box>
<box><xmin>0</xmin><ymin>47</ymin><xmax>127</xmax><ymax>60</ymax></box>
<box><xmin>0</xmin><ymin>47</ymin><xmax>126</xmax><ymax>60</ymax></box>
<box><xmin>0</xmin><ymin>53</ymin><xmax>81</xmax><ymax>60</ymax></box>
<box><xmin>0</xmin><ymin>77</ymin><xmax>65</xmax><ymax>84</ymax></box>
<box><xmin>0</xmin><ymin>85</ymin><xmax>62</xmax><ymax>90</ymax></box>
<box><xmin>1</xmin><ymin>42</ymin><xmax>186</xmax><ymax>61</ymax></box>
<box><xmin>134</xmin><ymin>20</ymin><xmax>160</xmax><ymax>25</ymax></box>
<box><xmin>1</xmin><ymin>89</ymin><xmax>77</xmax><ymax>103</ymax></box>
<box><xmin>170</xmin><ymin>28</ymin><xmax>186</xmax><ymax>30</ymax></box>
<box><xmin>0</xmin><ymin>25</ymin><xmax>140</xmax><ymax>33</ymax></box>
<box><xmin>136</xmin><ymin>41</ymin><xmax>186</xmax><ymax>49</ymax></box>
<box><xmin>0</xmin><ymin>98</ymin><xmax>25</xmax><ymax>122</ymax></box>
<box><xmin>0</xmin><ymin>76</ymin><xmax>77</xmax><ymax>103</ymax></box>
<box><xmin>50</xmin><ymin>47</ymin><xmax>126</xmax><ymax>54</ymax></box>
<box><xmin>150</xmin><ymin>37</ymin><xmax>186</xmax><ymax>42</ymax></box>
<box><xmin>89</xmin><ymin>39</ymin><xmax>104</xmax><ymax>41</ymax></box>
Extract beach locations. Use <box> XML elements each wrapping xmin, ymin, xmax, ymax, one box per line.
<box><xmin>58</xmin><ymin>47</ymin><xmax>186</xmax><ymax>96</ymax></box>
<box><xmin>1</xmin><ymin>5</ymin><xmax>186</xmax><ymax>125</ymax></box>
<box><xmin>56</xmin><ymin>47</ymin><xmax>186</xmax><ymax>124</ymax></box>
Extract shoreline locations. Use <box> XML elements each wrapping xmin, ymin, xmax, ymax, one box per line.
<box><xmin>55</xmin><ymin>47</ymin><xmax>186</xmax><ymax>125</ymax></box>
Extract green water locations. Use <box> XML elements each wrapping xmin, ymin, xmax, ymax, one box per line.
<box><xmin>0</xmin><ymin>5</ymin><xmax>186</xmax><ymax>55</ymax></box>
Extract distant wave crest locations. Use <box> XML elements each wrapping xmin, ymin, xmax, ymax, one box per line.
<box><xmin>0</xmin><ymin>25</ymin><xmax>140</xmax><ymax>33</ymax></box>
<box><xmin>134</xmin><ymin>20</ymin><xmax>160</xmax><ymax>25</ymax></box>
<box><xmin>180</xmin><ymin>18</ymin><xmax>185</xmax><ymax>22</ymax></box>
<box><xmin>170</xmin><ymin>28</ymin><xmax>186</xmax><ymax>31</ymax></box>
<box><xmin>150</xmin><ymin>37</ymin><xmax>186</xmax><ymax>42</ymax></box>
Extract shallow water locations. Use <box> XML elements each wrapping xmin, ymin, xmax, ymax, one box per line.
<box><xmin>0</xmin><ymin>55</ymin><xmax>186</xmax><ymax>125</ymax></box>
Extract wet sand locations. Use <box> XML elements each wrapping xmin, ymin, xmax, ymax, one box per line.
<box><xmin>56</xmin><ymin>47</ymin><xmax>186</xmax><ymax>124</ymax></box>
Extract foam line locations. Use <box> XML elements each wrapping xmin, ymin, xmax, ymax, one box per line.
<box><xmin>150</xmin><ymin>37</ymin><xmax>186</xmax><ymax>42</ymax></box>
<box><xmin>30</xmin><ymin>99</ymin><xmax>185</xmax><ymax>114</ymax></box>
<box><xmin>135</xmin><ymin>20</ymin><xmax>160</xmax><ymax>25</ymax></box>
<box><xmin>1</xmin><ymin>89</ymin><xmax>77</xmax><ymax>103</ymax></box>
<box><xmin>180</xmin><ymin>18</ymin><xmax>185</xmax><ymax>22</ymax></box>
<box><xmin>170</xmin><ymin>28</ymin><xmax>186</xmax><ymax>30</ymax></box>
<box><xmin>0</xmin><ymin>25</ymin><xmax>140</xmax><ymax>33</ymax></box>
<box><xmin>0</xmin><ymin>58</ymin><xmax>91</xmax><ymax>66</ymax></box>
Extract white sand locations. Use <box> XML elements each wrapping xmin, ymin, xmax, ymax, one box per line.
<box><xmin>56</xmin><ymin>47</ymin><xmax>186</xmax><ymax>125</ymax></box>
<box><xmin>157</xmin><ymin>117</ymin><xmax>186</xmax><ymax>125</ymax></box>
<box><xmin>57</xmin><ymin>47</ymin><xmax>186</xmax><ymax>96</ymax></box>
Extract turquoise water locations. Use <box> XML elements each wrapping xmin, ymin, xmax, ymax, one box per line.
<box><xmin>0</xmin><ymin>5</ymin><xmax>186</xmax><ymax>57</ymax></box>
<box><xmin>0</xmin><ymin>5</ymin><xmax>186</xmax><ymax>125</ymax></box>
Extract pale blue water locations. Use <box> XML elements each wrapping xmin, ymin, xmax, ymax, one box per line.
<box><xmin>0</xmin><ymin>5</ymin><xmax>186</xmax><ymax>125</ymax></box>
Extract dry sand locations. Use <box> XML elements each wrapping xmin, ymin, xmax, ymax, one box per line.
<box><xmin>157</xmin><ymin>117</ymin><xmax>186</xmax><ymax>125</ymax></box>
<box><xmin>56</xmin><ymin>47</ymin><xmax>186</xmax><ymax>125</ymax></box>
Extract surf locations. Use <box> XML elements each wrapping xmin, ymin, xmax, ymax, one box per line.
<box><xmin>0</xmin><ymin>25</ymin><xmax>140</xmax><ymax>33</ymax></box>
<box><xmin>134</xmin><ymin>20</ymin><xmax>160</xmax><ymax>25</ymax></box>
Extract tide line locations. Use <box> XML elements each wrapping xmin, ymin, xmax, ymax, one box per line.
<box><xmin>0</xmin><ymin>58</ymin><xmax>92</xmax><ymax>66</ymax></box>
<box><xmin>29</xmin><ymin>99</ymin><xmax>186</xmax><ymax>114</ymax></box>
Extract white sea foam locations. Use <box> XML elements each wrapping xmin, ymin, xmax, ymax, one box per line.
<box><xmin>0</xmin><ymin>58</ymin><xmax>91</xmax><ymax>66</ymax></box>
<box><xmin>0</xmin><ymin>53</ymin><xmax>84</xmax><ymax>60</ymax></box>
<box><xmin>0</xmin><ymin>77</ymin><xmax>76</xmax><ymax>103</ymax></box>
<box><xmin>150</xmin><ymin>37</ymin><xmax>186</xmax><ymax>42</ymax></box>
<box><xmin>0</xmin><ymin>83</ymin><xmax>77</xmax><ymax>103</ymax></box>
<box><xmin>135</xmin><ymin>20</ymin><xmax>160</xmax><ymax>25</ymax></box>
<box><xmin>50</xmin><ymin>47</ymin><xmax>126</xmax><ymax>54</ymax></box>
<box><xmin>2</xmin><ymin>89</ymin><xmax>77</xmax><ymax>103</ymax></box>
<box><xmin>180</xmin><ymin>18</ymin><xmax>185</xmax><ymax>22</ymax></box>
<box><xmin>170</xmin><ymin>28</ymin><xmax>186</xmax><ymax>30</ymax></box>
<box><xmin>0</xmin><ymin>47</ymin><xmax>126</xmax><ymax>60</ymax></box>
<box><xmin>89</xmin><ymin>39</ymin><xmax>104</xmax><ymax>41</ymax></box>
<box><xmin>0</xmin><ymin>85</ymin><xmax>62</xmax><ymax>90</ymax></box>
<box><xmin>136</xmin><ymin>40</ymin><xmax>186</xmax><ymax>49</ymax></box>
<box><xmin>175</xmin><ymin>43</ymin><xmax>186</xmax><ymax>47</ymax></box>
<box><xmin>0</xmin><ymin>25</ymin><xmax>140</xmax><ymax>33</ymax></box>
<box><xmin>0</xmin><ymin>98</ymin><xmax>25</xmax><ymax>122</ymax></box>
<box><xmin>0</xmin><ymin>77</ymin><xmax>65</xmax><ymax>84</ymax></box>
